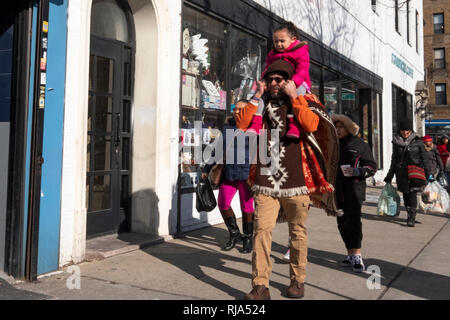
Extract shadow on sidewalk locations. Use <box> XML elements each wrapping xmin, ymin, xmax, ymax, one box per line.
<box><xmin>139</xmin><ymin>227</ymin><xmax>293</xmax><ymax>299</ymax></box>
<box><xmin>271</xmin><ymin>244</ymin><xmax>450</xmax><ymax>300</ymax></box>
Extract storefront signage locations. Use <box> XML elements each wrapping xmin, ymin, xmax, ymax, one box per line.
<box><xmin>391</xmin><ymin>53</ymin><xmax>414</xmax><ymax>78</ymax></box>
<box><xmin>342</xmin><ymin>93</ymin><xmax>355</xmax><ymax>100</ymax></box>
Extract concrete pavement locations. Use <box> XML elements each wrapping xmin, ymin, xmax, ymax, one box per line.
<box><xmin>5</xmin><ymin>187</ymin><xmax>450</xmax><ymax>300</ymax></box>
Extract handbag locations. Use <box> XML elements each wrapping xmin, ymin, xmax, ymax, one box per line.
<box><xmin>196</xmin><ymin>177</ymin><xmax>217</xmax><ymax>212</ymax></box>
<box><xmin>407</xmin><ymin>165</ymin><xmax>427</xmax><ymax>187</ymax></box>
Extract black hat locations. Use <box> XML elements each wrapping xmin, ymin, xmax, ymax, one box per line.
<box><xmin>264</xmin><ymin>59</ymin><xmax>294</xmax><ymax>80</ymax></box>
<box><xmin>398</xmin><ymin>118</ymin><xmax>413</xmax><ymax>131</ymax></box>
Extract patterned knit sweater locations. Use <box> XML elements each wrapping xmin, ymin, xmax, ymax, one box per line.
<box><xmin>252</xmin><ymin>98</ymin><xmax>308</xmax><ymax>197</ymax></box>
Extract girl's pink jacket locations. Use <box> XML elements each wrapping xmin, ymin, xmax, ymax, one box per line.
<box><xmin>262</xmin><ymin>40</ymin><xmax>311</xmax><ymax>89</ymax></box>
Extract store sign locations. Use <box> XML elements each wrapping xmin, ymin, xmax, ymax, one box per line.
<box><xmin>391</xmin><ymin>53</ymin><xmax>414</xmax><ymax>78</ymax></box>
<box><xmin>342</xmin><ymin>93</ymin><xmax>355</xmax><ymax>100</ymax></box>
<box><xmin>325</xmin><ymin>93</ymin><xmax>336</xmax><ymax>101</ymax></box>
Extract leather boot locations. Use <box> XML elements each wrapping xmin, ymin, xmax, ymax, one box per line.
<box><xmin>407</xmin><ymin>207</ymin><xmax>416</xmax><ymax>227</ymax></box>
<box><xmin>286</xmin><ymin>280</ymin><xmax>305</xmax><ymax>298</ymax></box>
<box><xmin>244</xmin><ymin>285</ymin><xmax>271</xmax><ymax>300</ymax></box>
<box><xmin>222</xmin><ymin>213</ymin><xmax>241</xmax><ymax>251</ymax></box>
<box><xmin>241</xmin><ymin>221</ymin><xmax>254</xmax><ymax>253</ymax></box>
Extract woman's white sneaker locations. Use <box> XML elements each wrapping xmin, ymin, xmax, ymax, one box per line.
<box><xmin>352</xmin><ymin>255</ymin><xmax>365</xmax><ymax>273</ymax></box>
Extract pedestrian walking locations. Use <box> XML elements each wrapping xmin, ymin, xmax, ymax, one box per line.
<box><xmin>384</xmin><ymin>119</ymin><xmax>432</xmax><ymax>227</ymax></box>
<box><xmin>422</xmin><ymin>135</ymin><xmax>444</xmax><ymax>181</ymax></box>
<box><xmin>437</xmin><ymin>135</ymin><xmax>450</xmax><ymax>191</ymax></box>
<box><xmin>235</xmin><ymin>59</ymin><xmax>338</xmax><ymax>300</ymax></box>
<box><xmin>202</xmin><ymin>106</ymin><xmax>255</xmax><ymax>253</ymax></box>
<box><xmin>332</xmin><ymin>114</ymin><xmax>377</xmax><ymax>273</ymax></box>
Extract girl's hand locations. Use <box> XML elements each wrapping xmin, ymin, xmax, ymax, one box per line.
<box><xmin>282</xmin><ymin>80</ymin><xmax>297</xmax><ymax>99</ymax></box>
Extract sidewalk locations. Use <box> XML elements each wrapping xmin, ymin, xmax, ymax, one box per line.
<box><xmin>5</xmin><ymin>187</ymin><xmax>450</xmax><ymax>300</ymax></box>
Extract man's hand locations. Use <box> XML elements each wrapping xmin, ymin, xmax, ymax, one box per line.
<box><xmin>282</xmin><ymin>80</ymin><xmax>298</xmax><ymax>99</ymax></box>
<box><xmin>254</xmin><ymin>80</ymin><xmax>266</xmax><ymax>98</ymax></box>
<box><xmin>201</xmin><ymin>172</ymin><xmax>208</xmax><ymax>180</ymax></box>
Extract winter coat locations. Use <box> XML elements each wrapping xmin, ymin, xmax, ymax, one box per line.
<box><xmin>262</xmin><ymin>40</ymin><xmax>311</xmax><ymax>89</ymax></box>
<box><xmin>336</xmin><ymin>135</ymin><xmax>377</xmax><ymax>208</ymax></box>
<box><xmin>385</xmin><ymin>132</ymin><xmax>432</xmax><ymax>193</ymax></box>
<box><xmin>202</xmin><ymin>119</ymin><xmax>250</xmax><ymax>182</ymax></box>
<box><xmin>437</xmin><ymin>143</ymin><xmax>450</xmax><ymax>170</ymax></box>
<box><xmin>423</xmin><ymin>143</ymin><xmax>444</xmax><ymax>176</ymax></box>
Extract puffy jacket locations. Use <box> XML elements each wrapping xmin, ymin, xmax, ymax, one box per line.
<box><xmin>336</xmin><ymin>135</ymin><xmax>377</xmax><ymax>207</ymax></box>
<box><xmin>423</xmin><ymin>143</ymin><xmax>444</xmax><ymax>176</ymax></box>
<box><xmin>262</xmin><ymin>40</ymin><xmax>311</xmax><ymax>89</ymax></box>
<box><xmin>202</xmin><ymin>119</ymin><xmax>250</xmax><ymax>182</ymax></box>
<box><xmin>385</xmin><ymin>133</ymin><xmax>431</xmax><ymax>193</ymax></box>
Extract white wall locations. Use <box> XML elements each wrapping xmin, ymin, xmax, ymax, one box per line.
<box><xmin>60</xmin><ymin>0</ymin><xmax>182</xmax><ymax>266</ymax></box>
<box><xmin>60</xmin><ymin>0</ymin><xmax>92</xmax><ymax>266</ymax></box>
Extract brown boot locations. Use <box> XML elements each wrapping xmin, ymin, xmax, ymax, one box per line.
<box><xmin>243</xmin><ymin>285</ymin><xmax>271</xmax><ymax>300</ymax></box>
<box><xmin>286</xmin><ymin>280</ymin><xmax>305</xmax><ymax>299</ymax></box>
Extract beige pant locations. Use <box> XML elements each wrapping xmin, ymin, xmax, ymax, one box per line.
<box><xmin>252</xmin><ymin>194</ymin><xmax>310</xmax><ymax>288</ymax></box>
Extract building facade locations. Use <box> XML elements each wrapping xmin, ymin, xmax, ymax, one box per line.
<box><xmin>423</xmin><ymin>0</ymin><xmax>450</xmax><ymax>137</ymax></box>
<box><xmin>0</xmin><ymin>0</ymin><xmax>425</xmax><ymax>279</ymax></box>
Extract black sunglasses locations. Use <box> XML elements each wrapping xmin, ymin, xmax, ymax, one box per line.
<box><xmin>266</xmin><ymin>76</ymin><xmax>285</xmax><ymax>84</ymax></box>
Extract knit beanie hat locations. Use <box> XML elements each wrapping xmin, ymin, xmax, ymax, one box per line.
<box><xmin>422</xmin><ymin>135</ymin><xmax>433</xmax><ymax>142</ymax></box>
<box><xmin>264</xmin><ymin>59</ymin><xmax>294</xmax><ymax>80</ymax></box>
<box><xmin>398</xmin><ymin>118</ymin><xmax>413</xmax><ymax>131</ymax></box>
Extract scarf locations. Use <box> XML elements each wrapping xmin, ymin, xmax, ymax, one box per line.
<box><xmin>393</xmin><ymin>132</ymin><xmax>417</xmax><ymax>147</ymax></box>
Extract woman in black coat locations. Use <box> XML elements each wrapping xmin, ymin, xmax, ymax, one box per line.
<box><xmin>384</xmin><ymin>119</ymin><xmax>432</xmax><ymax>227</ymax></box>
<box><xmin>332</xmin><ymin>114</ymin><xmax>377</xmax><ymax>273</ymax></box>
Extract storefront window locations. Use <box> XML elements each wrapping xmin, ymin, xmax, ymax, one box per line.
<box><xmin>230</xmin><ymin>28</ymin><xmax>266</xmax><ymax>107</ymax></box>
<box><xmin>341</xmin><ymin>79</ymin><xmax>358</xmax><ymax>123</ymax></box>
<box><xmin>180</xmin><ymin>6</ymin><xmax>266</xmax><ymax>191</ymax></box>
<box><xmin>309</xmin><ymin>63</ymin><xmax>321</xmax><ymax>98</ymax></box>
<box><xmin>372</xmin><ymin>92</ymin><xmax>383</xmax><ymax>168</ymax></box>
<box><xmin>323</xmin><ymin>69</ymin><xmax>339</xmax><ymax>115</ymax></box>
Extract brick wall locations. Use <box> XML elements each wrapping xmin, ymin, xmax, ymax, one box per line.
<box><xmin>423</xmin><ymin>0</ymin><xmax>450</xmax><ymax>110</ymax></box>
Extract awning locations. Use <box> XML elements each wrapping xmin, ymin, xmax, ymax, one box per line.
<box><xmin>425</xmin><ymin>119</ymin><xmax>450</xmax><ymax>127</ymax></box>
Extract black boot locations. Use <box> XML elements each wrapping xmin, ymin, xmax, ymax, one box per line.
<box><xmin>222</xmin><ymin>215</ymin><xmax>241</xmax><ymax>251</ymax></box>
<box><xmin>242</xmin><ymin>221</ymin><xmax>254</xmax><ymax>253</ymax></box>
<box><xmin>407</xmin><ymin>207</ymin><xmax>416</xmax><ymax>227</ymax></box>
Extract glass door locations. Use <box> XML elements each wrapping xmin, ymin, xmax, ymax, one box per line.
<box><xmin>87</xmin><ymin>36</ymin><xmax>131</xmax><ymax>237</ymax></box>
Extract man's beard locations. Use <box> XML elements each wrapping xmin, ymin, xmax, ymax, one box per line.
<box><xmin>270</xmin><ymin>86</ymin><xmax>286</xmax><ymax>98</ymax></box>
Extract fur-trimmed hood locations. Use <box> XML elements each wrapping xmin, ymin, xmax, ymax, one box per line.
<box><xmin>331</xmin><ymin>114</ymin><xmax>360</xmax><ymax>136</ymax></box>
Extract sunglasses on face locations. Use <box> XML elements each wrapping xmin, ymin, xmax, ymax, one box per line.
<box><xmin>266</xmin><ymin>76</ymin><xmax>285</xmax><ymax>84</ymax></box>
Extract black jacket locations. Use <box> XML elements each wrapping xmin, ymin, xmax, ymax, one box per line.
<box><xmin>336</xmin><ymin>135</ymin><xmax>377</xmax><ymax>208</ymax></box>
<box><xmin>423</xmin><ymin>143</ymin><xmax>444</xmax><ymax>176</ymax></box>
<box><xmin>385</xmin><ymin>133</ymin><xmax>431</xmax><ymax>193</ymax></box>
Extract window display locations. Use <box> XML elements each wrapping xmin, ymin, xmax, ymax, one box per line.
<box><xmin>180</xmin><ymin>5</ymin><xmax>266</xmax><ymax>191</ymax></box>
<box><xmin>323</xmin><ymin>69</ymin><xmax>339</xmax><ymax>115</ymax></box>
<box><xmin>230</xmin><ymin>29</ymin><xmax>266</xmax><ymax>106</ymax></box>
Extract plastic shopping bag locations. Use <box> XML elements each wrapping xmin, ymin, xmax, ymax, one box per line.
<box><xmin>196</xmin><ymin>176</ymin><xmax>217</xmax><ymax>212</ymax></box>
<box><xmin>377</xmin><ymin>183</ymin><xmax>401</xmax><ymax>216</ymax></box>
<box><xmin>419</xmin><ymin>181</ymin><xmax>449</xmax><ymax>214</ymax></box>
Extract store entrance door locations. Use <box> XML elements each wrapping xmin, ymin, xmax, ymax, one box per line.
<box><xmin>86</xmin><ymin>36</ymin><xmax>132</xmax><ymax>237</ymax></box>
